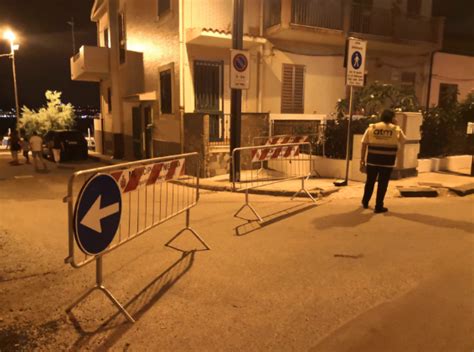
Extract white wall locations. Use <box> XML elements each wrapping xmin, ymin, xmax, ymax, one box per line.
<box><xmin>429</xmin><ymin>52</ymin><xmax>474</xmax><ymax>107</ymax></box>
<box><xmin>185</xmin><ymin>0</ymin><xmax>261</xmax><ymax>36</ymax></box>
<box><xmin>262</xmin><ymin>49</ymin><xmax>346</xmax><ymax>115</ymax></box>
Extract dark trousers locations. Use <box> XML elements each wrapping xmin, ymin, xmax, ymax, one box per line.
<box><xmin>362</xmin><ymin>165</ymin><xmax>393</xmax><ymax>209</ymax></box>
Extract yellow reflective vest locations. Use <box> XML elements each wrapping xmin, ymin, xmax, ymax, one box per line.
<box><xmin>362</xmin><ymin>122</ymin><xmax>401</xmax><ymax>167</ymax></box>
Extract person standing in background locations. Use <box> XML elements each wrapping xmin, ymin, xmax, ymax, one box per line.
<box><xmin>29</xmin><ymin>131</ymin><xmax>47</xmax><ymax>172</ymax></box>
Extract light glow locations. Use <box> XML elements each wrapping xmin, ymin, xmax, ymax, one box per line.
<box><xmin>3</xmin><ymin>29</ymin><xmax>16</xmax><ymax>42</ymax></box>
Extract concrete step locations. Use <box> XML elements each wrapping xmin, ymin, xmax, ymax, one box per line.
<box><xmin>448</xmin><ymin>183</ymin><xmax>474</xmax><ymax>197</ymax></box>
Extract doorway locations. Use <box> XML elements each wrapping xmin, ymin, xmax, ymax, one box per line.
<box><xmin>132</xmin><ymin>105</ymin><xmax>154</xmax><ymax>160</ymax></box>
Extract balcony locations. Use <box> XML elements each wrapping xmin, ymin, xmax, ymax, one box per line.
<box><xmin>264</xmin><ymin>0</ymin><xmax>444</xmax><ymax>52</ymax></box>
<box><xmin>70</xmin><ymin>45</ymin><xmax>109</xmax><ymax>82</ymax></box>
<box><xmin>350</xmin><ymin>4</ymin><xmax>443</xmax><ymax>44</ymax></box>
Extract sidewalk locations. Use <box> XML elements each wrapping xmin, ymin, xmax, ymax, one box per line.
<box><xmin>198</xmin><ymin>171</ymin><xmax>474</xmax><ymax>200</ymax></box>
<box><xmin>87</xmin><ymin>150</ymin><xmax>474</xmax><ymax>199</ymax></box>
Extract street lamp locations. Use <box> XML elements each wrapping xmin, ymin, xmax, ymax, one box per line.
<box><xmin>3</xmin><ymin>29</ymin><xmax>20</xmax><ymax>125</ymax></box>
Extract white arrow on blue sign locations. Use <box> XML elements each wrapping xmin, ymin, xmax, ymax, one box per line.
<box><xmin>73</xmin><ymin>173</ymin><xmax>122</xmax><ymax>255</ymax></box>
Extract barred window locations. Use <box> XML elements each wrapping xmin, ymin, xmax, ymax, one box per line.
<box><xmin>281</xmin><ymin>64</ymin><xmax>305</xmax><ymax>114</ymax></box>
<box><xmin>194</xmin><ymin>60</ymin><xmax>223</xmax><ymax>112</ymax></box>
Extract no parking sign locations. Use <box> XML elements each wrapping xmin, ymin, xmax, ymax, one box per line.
<box><xmin>230</xmin><ymin>49</ymin><xmax>250</xmax><ymax>89</ymax></box>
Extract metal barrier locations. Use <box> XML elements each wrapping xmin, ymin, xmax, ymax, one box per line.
<box><xmin>232</xmin><ymin>142</ymin><xmax>316</xmax><ymax>222</ymax></box>
<box><xmin>64</xmin><ymin>152</ymin><xmax>209</xmax><ymax>323</ymax></box>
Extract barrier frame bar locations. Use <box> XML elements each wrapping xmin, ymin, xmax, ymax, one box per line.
<box><xmin>232</xmin><ymin>142</ymin><xmax>316</xmax><ymax>222</ymax></box>
<box><xmin>64</xmin><ymin>152</ymin><xmax>209</xmax><ymax>323</ymax></box>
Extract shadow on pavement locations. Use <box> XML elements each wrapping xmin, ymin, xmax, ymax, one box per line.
<box><xmin>312</xmin><ymin>207</ymin><xmax>374</xmax><ymax>230</ymax></box>
<box><xmin>386</xmin><ymin>212</ymin><xmax>474</xmax><ymax>234</ymax></box>
<box><xmin>68</xmin><ymin>251</ymin><xmax>196</xmax><ymax>350</ymax></box>
<box><xmin>235</xmin><ymin>202</ymin><xmax>317</xmax><ymax>236</ymax></box>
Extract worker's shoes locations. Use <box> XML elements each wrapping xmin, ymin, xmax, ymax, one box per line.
<box><xmin>362</xmin><ymin>201</ymin><xmax>369</xmax><ymax>209</ymax></box>
<box><xmin>374</xmin><ymin>207</ymin><xmax>388</xmax><ymax>214</ymax></box>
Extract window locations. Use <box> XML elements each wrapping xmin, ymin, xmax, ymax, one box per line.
<box><xmin>401</xmin><ymin>72</ymin><xmax>416</xmax><ymax>86</ymax></box>
<box><xmin>264</xmin><ymin>0</ymin><xmax>281</xmax><ymax>29</ymax></box>
<box><xmin>438</xmin><ymin>83</ymin><xmax>458</xmax><ymax>108</ymax></box>
<box><xmin>118</xmin><ymin>13</ymin><xmax>126</xmax><ymax>64</ymax></box>
<box><xmin>194</xmin><ymin>60</ymin><xmax>223</xmax><ymax>112</ymax></box>
<box><xmin>281</xmin><ymin>64</ymin><xmax>305</xmax><ymax>114</ymax></box>
<box><xmin>160</xmin><ymin>69</ymin><xmax>172</xmax><ymax>114</ymax></box>
<box><xmin>158</xmin><ymin>0</ymin><xmax>170</xmax><ymax>17</ymax></box>
<box><xmin>107</xmin><ymin>87</ymin><xmax>112</xmax><ymax>113</ymax></box>
<box><xmin>407</xmin><ymin>0</ymin><xmax>421</xmax><ymax>17</ymax></box>
<box><xmin>103</xmin><ymin>28</ymin><xmax>109</xmax><ymax>48</ymax></box>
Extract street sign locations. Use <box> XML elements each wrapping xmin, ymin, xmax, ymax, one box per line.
<box><xmin>346</xmin><ymin>38</ymin><xmax>367</xmax><ymax>87</ymax></box>
<box><xmin>230</xmin><ymin>49</ymin><xmax>250</xmax><ymax>89</ymax></box>
<box><xmin>73</xmin><ymin>173</ymin><xmax>122</xmax><ymax>255</ymax></box>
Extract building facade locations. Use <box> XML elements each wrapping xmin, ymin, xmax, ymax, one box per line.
<box><xmin>71</xmin><ymin>0</ymin><xmax>444</xmax><ymax>160</ymax></box>
<box><xmin>428</xmin><ymin>52</ymin><xmax>474</xmax><ymax>109</ymax></box>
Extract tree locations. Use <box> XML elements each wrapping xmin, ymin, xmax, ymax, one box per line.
<box><xmin>19</xmin><ymin>90</ymin><xmax>75</xmax><ymax>136</ymax></box>
<box><xmin>336</xmin><ymin>81</ymin><xmax>420</xmax><ymax>118</ymax></box>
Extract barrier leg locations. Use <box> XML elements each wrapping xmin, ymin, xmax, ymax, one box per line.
<box><xmin>234</xmin><ymin>189</ymin><xmax>264</xmax><ymax>223</ymax></box>
<box><xmin>291</xmin><ymin>177</ymin><xmax>316</xmax><ymax>203</ymax></box>
<box><xmin>66</xmin><ymin>257</ymin><xmax>135</xmax><ymax>323</ymax></box>
<box><xmin>165</xmin><ymin>209</ymin><xmax>211</xmax><ymax>250</ymax></box>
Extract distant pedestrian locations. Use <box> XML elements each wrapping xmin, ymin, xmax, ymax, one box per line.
<box><xmin>51</xmin><ymin>133</ymin><xmax>61</xmax><ymax>165</ymax></box>
<box><xmin>360</xmin><ymin>109</ymin><xmax>406</xmax><ymax>213</ymax></box>
<box><xmin>29</xmin><ymin>131</ymin><xmax>47</xmax><ymax>171</ymax></box>
<box><xmin>21</xmin><ymin>133</ymin><xmax>31</xmax><ymax>164</ymax></box>
<box><xmin>8</xmin><ymin>130</ymin><xmax>21</xmax><ymax>166</ymax></box>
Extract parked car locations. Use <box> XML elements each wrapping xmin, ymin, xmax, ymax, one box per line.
<box><xmin>43</xmin><ymin>130</ymin><xmax>88</xmax><ymax>161</ymax></box>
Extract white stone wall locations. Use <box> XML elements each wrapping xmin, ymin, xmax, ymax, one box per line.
<box><xmin>429</xmin><ymin>52</ymin><xmax>474</xmax><ymax>107</ymax></box>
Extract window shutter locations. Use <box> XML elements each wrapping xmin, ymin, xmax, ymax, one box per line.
<box><xmin>281</xmin><ymin>64</ymin><xmax>305</xmax><ymax>113</ymax></box>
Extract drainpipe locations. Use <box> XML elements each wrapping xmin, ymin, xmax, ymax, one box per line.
<box><xmin>179</xmin><ymin>0</ymin><xmax>185</xmax><ymax>154</ymax></box>
<box><xmin>425</xmin><ymin>51</ymin><xmax>436</xmax><ymax>110</ymax></box>
<box><xmin>257</xmin><ymin>0</ymin><xmax>264</xmax><ymax>113</ymax></box>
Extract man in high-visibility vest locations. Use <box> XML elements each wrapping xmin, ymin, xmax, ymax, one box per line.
<box><xmin>360</xmin><ymin>109</ymin><xmax>406</xmax><ymax>213</ymax></box>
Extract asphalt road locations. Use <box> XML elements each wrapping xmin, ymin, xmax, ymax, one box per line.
<box><xmin>0</xmin><ymin>154</ymin><xmax>473</xmax><ymax>351</ymax></box>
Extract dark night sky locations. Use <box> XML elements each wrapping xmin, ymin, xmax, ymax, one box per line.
<box><xmin>0</xmin><ymin>0</ymin><xmax>98</xmax><ymax>110</ymax></box>
<box><xmin>0</xmin><ymin>0</ymin><xmax>472</xmax><ymax>111</ymax></box>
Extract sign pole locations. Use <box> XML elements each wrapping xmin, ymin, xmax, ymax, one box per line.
<box><xmin>343</xmin><ymin>85</ymin><xmax>354</xmax><ymax>185</ymax></box>
<box><xmin>230</xmin><ymin>0</ymin><xmax>244</xmax><ymax>182</ymax></box>
<box><xmin>335</xmin><ymin>37</ymin><xmax>367</xmax><ymax>187</ymax></box>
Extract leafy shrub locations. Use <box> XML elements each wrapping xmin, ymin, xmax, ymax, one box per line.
<box><xmin>420</xmin><ymin>93</ymin><xmax>474</xmax><ymax>158</ymax></box>
<box><xmin>19</xmin><ymin>90</ymin><xmax>75</xmax><ymax>137</ymax></box>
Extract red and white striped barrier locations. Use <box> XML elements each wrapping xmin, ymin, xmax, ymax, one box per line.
<box><xmin>110</xmin><ymin>158</ymin><xmax>185</xmax><ymax>193</ymax></box>
<box><xmin>251</xmin><ymin>145</ymin><xmax>300</xmax><ymax>162</ymax></box>
<box><xmin>264</xmin><ymin>135</ymin><xmax>309</xmax><ymax>145</ymax></box>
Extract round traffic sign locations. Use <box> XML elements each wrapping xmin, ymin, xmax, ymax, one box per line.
<box><xmin>73</xmin><ymin>173</ymin><xmax>122</xmax><ymax>255</ymax></box>
<box><xmin>233</xmin><ymin>53</ymin><xmax>248</xmax><ymax>72</ymax></box>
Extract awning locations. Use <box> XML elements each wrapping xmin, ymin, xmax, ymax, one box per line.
<box><xmin>186</xmin><ymin>28</ymin><xmax>267</xmax><ymax>49</ymax></box>
<box><xmin>124</xmin><ymin>91</ymin><xmax>157</xmax><ymax>102</ymax></box>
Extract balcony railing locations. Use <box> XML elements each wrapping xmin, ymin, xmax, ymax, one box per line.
<box><xmin>350</xmin><ymin>4</ymin><xmax>439</xmax><ymax>42</ymax></box>
<box><xmin>70</xmin><ymin>45</ymin><xmax>109</xmax><ymax>82</ymax></box>
<box><xmin>209</xmin><ymin>113</ymin><xmax>230</xmax><ymax>146</ymax></box>
<box><xmin>264</xmin><ymin>1</ymin><xmax>441</xmax><ymax>44</ymax></box>
<box><xmin>291</xmin><ymin>0</ymin><xmax>343</xmax><ymax>30</ymax></box>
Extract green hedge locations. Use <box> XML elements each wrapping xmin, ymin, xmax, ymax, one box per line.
<box><xmin>420</xmin><ymin>93</ymin><xmax>474</xmax><ymax>158</ymax></box>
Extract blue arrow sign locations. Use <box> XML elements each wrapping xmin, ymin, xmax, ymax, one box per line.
<box><xmin>73</xmin><ymin>173</ymin><xmax>122</xmax><ymax>255</ymax></box>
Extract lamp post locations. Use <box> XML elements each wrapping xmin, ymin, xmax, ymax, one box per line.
<box><xmin>3</xmin><ymin>30</ymin><xmax>20</xmax><ymax>126</ymax></box>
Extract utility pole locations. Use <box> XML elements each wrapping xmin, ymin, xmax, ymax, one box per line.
<box><xmin>230</xmin><ymin>0</ymin><xmax>244</xmax><ymax>182</ymax></box>
<box><xmin>67</xmin><ymin>17</ymin><xmax>76</xmax><ymax>55</ymax></box>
